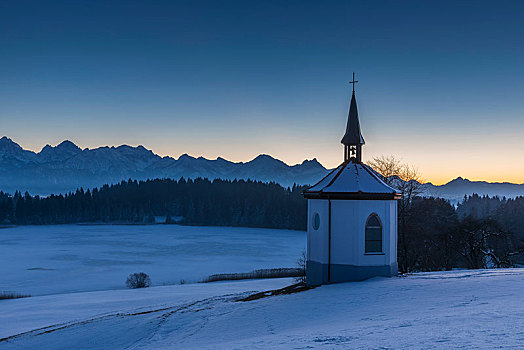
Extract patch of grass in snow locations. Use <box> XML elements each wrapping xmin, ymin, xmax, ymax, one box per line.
<box><xmin>237</xmin><ymin>282</ymin><xmax>315</xmax><ymax>302</ymax></box>
<box><xmin>201</xmin><ymin>268</ymin><xmax>304</xmax><ymax>283</ymax></box>
<box><xmin>0</xmin><ymin>291</ymin><xmax>30</xmax><ymax>300</ymax></box>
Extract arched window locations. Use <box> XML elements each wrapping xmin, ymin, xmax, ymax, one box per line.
<box><xmin>365</xmin><ymin>214</ymin><xmax>382</xmax><ymax>253</ymax></box>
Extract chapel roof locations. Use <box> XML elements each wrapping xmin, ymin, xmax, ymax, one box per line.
<box><xmin>303</xmin><ymin>161</ymin><xmax>401</xmax><ymax>200</ymax></box>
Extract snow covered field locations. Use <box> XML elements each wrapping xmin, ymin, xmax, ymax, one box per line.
<box><xmin>0</xmin><ymin>225</ymin><xmax>306</xmax><ymax>296</ymax></box>
<box><xmin>2</xmin><ymin>225</ymin><xmax>523</xmax><ymax>349</ymax></box>
<box><xmin>1</xmin><ymin>269</ymin><xmax>523</xmax><ymax>349</ymax></box>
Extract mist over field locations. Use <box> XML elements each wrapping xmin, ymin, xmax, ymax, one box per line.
<box><xmin>0</xmin><ymin>225</ymin><xmax>305</xmax><ymax>296</ymax></box>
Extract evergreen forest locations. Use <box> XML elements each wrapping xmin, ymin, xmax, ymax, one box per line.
<box><xmin>1</xmin><ymin>179</ymin><xmax>523</xmax><ymax>272</ymax></box>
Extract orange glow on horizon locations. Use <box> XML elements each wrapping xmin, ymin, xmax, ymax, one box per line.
<box><xmin>13</xmin><ymin>135</ymin><xmax>524</xmax><ymax>187</ymax></box>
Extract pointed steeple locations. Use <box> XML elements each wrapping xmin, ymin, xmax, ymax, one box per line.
<box><xmin>341</xmin><ymin>73</ymin><xmax>365</xmax><ymax>163</ymax></box>
<box><xmin>341</xmin><ymin>91</ymin><xmax>365</xmax><ymax>146</ymax></box>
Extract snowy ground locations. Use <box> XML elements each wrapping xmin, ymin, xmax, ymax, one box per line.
<box><xmin>1</xmin><ymin>269</ymin><xmax>523</xmax><ymax>349</ymax></box>
<box><xmin>0</xmin><ymin>225</ymin><xmax>305</xmax><ymax>296</ymax></box>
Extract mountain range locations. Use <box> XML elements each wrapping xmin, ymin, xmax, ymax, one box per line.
<box><xmin>1</xmin><ymin>136</ymin><xmax>524</xmax><ymax>202</ymax></box>
<box><xmin>0</xmin><ymin>137</ymin><xmax>327</xmax><ymax>195</ymax></box>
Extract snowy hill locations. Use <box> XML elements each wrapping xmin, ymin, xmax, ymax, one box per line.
<box><xmin>2</xmin><ymin>136</ymin><xmax>524</xmax><ymax>201</ymax></box>
<box><xmin>1</xmin><ymin>269</ymin><xmax>523</xmax><ymax>349</ymax></box>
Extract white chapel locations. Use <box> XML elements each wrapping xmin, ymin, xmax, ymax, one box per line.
<box><xmin>303</xmin><ymin>75</ymin><xmax>401</xmax><ymax>286</ymax></box>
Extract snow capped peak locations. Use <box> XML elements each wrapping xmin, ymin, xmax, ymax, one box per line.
<box><xmin>0</xmin><ymin>136</ymin><xmax>23</xmax><ymax>151</ymax></box>
<box><xmin>299</xmin><ymin>158</ymin><xmax>324</xmax><ymax>169</ymax></box>
<box><xmin>114</xmin><ymin>144</ymin><xmax>155</xmax><ymax>157</ymax></box>
<box><xmin>0</xmin><ymin>137</ymin><xmax>39</xmax><ymax>169</ymax></box>
<box><xmin>56</xmin><ymin>140</ymin><xmax>81</xmax><ymax>151</ymax></box>
<box><xmin>178</xmin><ymin>153</ymin><xmax>196</xmax><ymax>161</ymax></box>
<box><xmin>0</xmin><ymin>137</ymin><xmax>36</xmax><ymax>161</ymax></box>
<box><xmin>252</xmin><ymin>154</ymin><xmax>276</xmax><ymax>161</ymax></box>
<box><xmin>249</xmin><ymin>154</ymin><xmax>287</xmax><ymax>167</ymax></box>
<box><xmin>446</xmin><ymin>177</ymin><xmax>472</xmax><ymax>186</ymax></box>
<box><xmin>38</xmin><ymin>140</ymin><xmax>82</xmax><ymax>162</ymax></box>
<box><xmin>39</xmin><ymin>140</ymin><xmax>81</xmax><ymax>153</ymax></box>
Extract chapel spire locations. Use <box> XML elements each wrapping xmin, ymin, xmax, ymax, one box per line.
<box><xmin>341</xmin><ymin>72</ymin><xmax>365</xmax><ymax>163</ymax></box>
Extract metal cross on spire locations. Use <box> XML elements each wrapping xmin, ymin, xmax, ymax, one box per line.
<box><xmin>349</xmin><ymin>72</ymin><xmax>358</xmax><ymax>93</ymax></box>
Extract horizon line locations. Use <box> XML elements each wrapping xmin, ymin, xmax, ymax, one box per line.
<box><xmin>2</xmin><ymin>135</ymin><xmax>523</xmax><ymax>187</ymax></box>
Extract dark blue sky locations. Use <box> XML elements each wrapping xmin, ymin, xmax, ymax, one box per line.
<box><xmin>1</xmin><ymin>1</ymin><xmax>523</xmax><ymax>183</ymax></box>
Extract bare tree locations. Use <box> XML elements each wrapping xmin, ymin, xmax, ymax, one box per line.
<box><xmin>368</xmin><ymin>155</ymin><xmax>424</xmax><ymax>205</ymax></box>
<box><xmin>453</xmin><ymin>217</ymin><xmax>519</xmax><ymax>269</ymax></box>
<box><xmin>126</xmin><ymin>272</ymin><xmax>151</xmax><ymax>289</ymax></box>
<box><xmin>368</xmin><ymin>155</ymin><xmax>425</xmax><ymax>273</ymax></box>
<box><xmin>367</xmin><ymin>155</ymin><xmax>402</xmax><ymax>186</ymax></box>
<box><xmin>296</xmin><ymin>250</ymin><xmax>307</xmax><ymax>284</ymax></box>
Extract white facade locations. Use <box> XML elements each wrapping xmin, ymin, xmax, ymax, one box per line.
<box><xmin>306</xmin><ymin>198</ymin><xmax>398</xmax><ymax>285</ymax></box>
<box><xmin>307</xmin><ymin>174</ymin><xmax>397</xmax><ymax>285</ymax></box>
<box><xmin>308</xmin><ymin>199</ymin><xmax>397</xmax><ymax>266</ymax></box>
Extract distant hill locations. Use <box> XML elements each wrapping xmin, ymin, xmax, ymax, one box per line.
<box><xmin>1</xmin><ymin>136</ymin><xmax>524</xmax><ymax>201</ymax></box>
<box><xmin>421</xmin><ymin>178</ymin><xmax>524</xmax><ymax>204</ymax></box>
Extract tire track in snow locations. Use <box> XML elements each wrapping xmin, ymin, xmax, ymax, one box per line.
<box><xmin>0</xmin><ymin>292</ymin><xmax>250</xmax><ymax>346</ymax></box>
<box><xmin>124</xmin><ymin>293</ymin><xmax>245</xmax><ymax>349</ymax></box>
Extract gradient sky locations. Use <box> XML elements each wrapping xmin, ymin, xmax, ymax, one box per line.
<box><xmin>1</xmin><ymin>1</ymin><xmax>523</xmax><ymax>185</ymax></box>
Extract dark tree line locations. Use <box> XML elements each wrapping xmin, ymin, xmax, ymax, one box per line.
<box><xmin>1</xmin><ymin>177</ymin><xmax>523</xmax><ymax>272</ymax></box>
<box><xmin>457</xmin><ymin>194</ymin><xmax>524</xmax><ymax>245</ymax></box>
<box><xmin>0</xmin><ymin>178</ymin><xmax>308</xmax><ymax>230</ymax></box>
<box><xmin>398</xmin><ymin>195</ymin><xmax>524</xmax><ymax>272</ymax></box>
